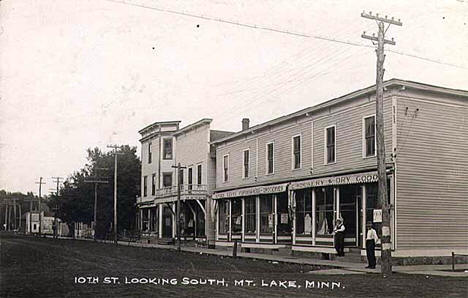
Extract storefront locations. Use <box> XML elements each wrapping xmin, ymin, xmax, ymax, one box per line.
<box><xmin>213</xmin><ymin>183</ymin><xmax>291</xmax><ymax>247</ymax></box>
<box><xmin>289</xmin><ymin>171</ymin><xmax>393</xmax><ymax>253</ymax></box>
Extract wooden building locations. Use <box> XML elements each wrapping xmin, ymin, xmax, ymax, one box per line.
<box><xmin>211</xmin><ymin>79</ymin><xmax>468</xmax><ymax>259</ymax></box>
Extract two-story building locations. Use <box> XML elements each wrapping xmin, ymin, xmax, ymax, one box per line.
<box><xmin>137</xmin><ymin>119</ymin><xmax>233</xmax><ymax>246</ymax></box>
<box><xmin>212</xmin><ymin>79</ymin><xmax>468</xmax><ymax>261</ymax></box>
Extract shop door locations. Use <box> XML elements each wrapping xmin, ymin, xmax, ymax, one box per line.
<box><xmin>339</xmin><ymin>185</ymin><xmax>360</xmax><ymax>247</ymax></box>
<box><xmin>162</xmin><ymin>206</ymin><xmax>173</xmax><ymax>238</ymax></box>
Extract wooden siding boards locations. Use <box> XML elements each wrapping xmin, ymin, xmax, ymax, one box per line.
<box><xmin>215</xmin><ymin>96</ymin><xmax>393</xmax><ymax>189</ymax></box>
<box><xmin>395</xmin><ymin>94</ymin><xmax>468</xmax><ymax>250</ymax></box>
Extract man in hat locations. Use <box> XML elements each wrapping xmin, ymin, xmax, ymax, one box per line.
<box><xmin>333</xmin><ymin>218</ymin><xmax>345</xmax><ymax>256</ymax></box>
<box><xmin>365</xmin><ymin>221</ymin><xmax>379</xmax><ymax>269</ymax></box>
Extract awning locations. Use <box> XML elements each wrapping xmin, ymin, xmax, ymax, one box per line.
<box><xmin>213</xmin><ymin>183</ymin><xmax>288</xmax><ymax>199</ymax></box>
<box><xmin>289</xmin><ymin>171</ymin><xmax>378</xmax><ymax>190</ymax></box>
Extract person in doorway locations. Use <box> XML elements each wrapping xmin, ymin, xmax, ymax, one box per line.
<box><xmin>365</xmin><ymin>221</ymin><xmax>379</xmax><ymax>269</ymax></box>
<box><xmin>333</xmin><ymin>218</ymin><xmax>345</xmax><ymax>256</ymax></box>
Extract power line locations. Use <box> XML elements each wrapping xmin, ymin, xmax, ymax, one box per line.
<box><xmin>103</xmin><ymin>0</ymin><xmax>467</xmax><ymax>70</ymax></box>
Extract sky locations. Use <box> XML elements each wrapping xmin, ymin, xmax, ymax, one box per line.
<box><xmin>1</xmin><ymin>0</ymin><xmax>467</xmax><ymax>194</ymax></box>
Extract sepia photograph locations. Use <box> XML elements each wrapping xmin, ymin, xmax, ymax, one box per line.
<box><xmin>1</xmin><ymin>0</ymin><xmax>467</xmax><ymax>297</ymax></box>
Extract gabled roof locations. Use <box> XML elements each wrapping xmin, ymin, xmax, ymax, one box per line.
<box><xmin>210</xmin><ymin>79</ymin><xmax>468</xmax><ymax>145</ymax></box>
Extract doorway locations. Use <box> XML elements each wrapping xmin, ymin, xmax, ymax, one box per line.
<box><xmin>339</xmin><ymin>185</ymin><xmax>360</xmax><ymax>247</ymax></box>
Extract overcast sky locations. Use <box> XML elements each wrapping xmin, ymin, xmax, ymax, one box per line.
<box><xmin>1</xmin><ymin>0</ymin><xmax>467</xmax><ymax>194</ymax></box>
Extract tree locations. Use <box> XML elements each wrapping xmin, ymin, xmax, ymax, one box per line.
<box><xmin>59</xmin><ymin>145</ymin><xmax>140</xmax><ymax>238</ymax></box>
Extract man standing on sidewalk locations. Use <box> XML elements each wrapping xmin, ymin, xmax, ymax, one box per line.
<box><xmin>333</xmin><ymin>218</ymin><xmax>345</xmax><ymax>257</ymax></box>
<box><xmin>366</xmin><ymin>221</ymin><xmax>379</xmax><ymax>269</ymax></box>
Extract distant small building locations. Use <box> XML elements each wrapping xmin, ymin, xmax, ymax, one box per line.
<box><xmin>25</xmin><ymin>211</ymin><xmax>68</xmax><ymax>236</ymax></box>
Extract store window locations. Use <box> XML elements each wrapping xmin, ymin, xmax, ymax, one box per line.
<box><xmin>163</xmin><ymin>138</ymin><xmax>173</xmax><ymax>160</ymax></box>
<box><xmin>231</xmin><ymin>198</ymin><xmax>242</xmax><ymax>234</ymax></box>
<box><xmin>245</xmin><ymin>197</ymin><xmax>256</xmax><ymax>235</ymax></box>
<box><xmin>276</xmin><ymin>192</ymin><xmax>290</xmax><ymax>235</ymax></box>
<box><xmin>364</xmin><ymin>116</ymin><xmax>376</xmax><ymax>157</ymax></box>
<box><xmin>315</xmin><ymin>187</ymin><xmax>334</xmax><ymax>236</ymax></box>
<box><xmin>325</xmin><ymin>126</ymin><xmax>336</xmax><ymax>164</ymax></box>
<box><xmin>218</xmin><ymin>200</ymin><xmax>229</xmax><ymax>235</ymax></box>
<box><xmin>295</xmin><ymin>189</ymin><xmax>312</xmax><ymax>235</ymax></box>
<box><xmin>260</xmin><ymin>195</ymin><xmax>273</xmax><ymax>234</ymax></box>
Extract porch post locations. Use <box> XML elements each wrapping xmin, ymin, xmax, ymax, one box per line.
<box><xmin>291</xmin><ymin>190</ymin><xmax>296</xmax><ymax>245</ymax></box>
<box><xmin>362</xmin><ymin>185</ymin><xmax>367</xmax><ymax>249</ymax></box>
<box><xmin>147</xmin><ymin>208</ymin><xmax>151</xmax><ymax>232</ymax></box>
<box><xmin>241</xmin><ymin>198</ymin><xmax>245</xmax><ymax>242</ymax></box>
<box><xmin>312</xmin><ymin>188</ymin><xmax>316</xmax><ymax>246</ymax></box>
<box><xmin>273</xmin><ymin>194</ymin><xmax>277</xmax><ymax>244</ymax></box>
<box><xmin>158</xmin><ymin>205</ymin><xmax>163</xmax><ymax>238</ymax></box>
<box><xmin>256</xmin><ymin>195</ymin><xmax>260</xmax><ymax>243</ymax></box>
<box><xmin>228</xmin><ymin>199</ymin><xmax>232</xmax><ymax>242</ymax></box>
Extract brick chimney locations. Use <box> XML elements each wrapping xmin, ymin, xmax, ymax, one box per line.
<box><xmin>242</xmin><ymin>118</ymin><xmax>250</xmax><ymax>131</ymax></box>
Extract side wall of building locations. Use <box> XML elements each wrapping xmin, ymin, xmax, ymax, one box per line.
<box><xmin>395</xmin><ymin>90</ymin><xmax>468</xmax><ymax>252</ymax></box>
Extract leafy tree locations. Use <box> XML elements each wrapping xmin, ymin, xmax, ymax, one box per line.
<box><xmin>58</xmin><ymin>145</ymin><xmax>140</xmax><ymax>238</ymax></box>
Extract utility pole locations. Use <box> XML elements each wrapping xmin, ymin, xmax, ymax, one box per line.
<box><xmin>361</xmin><ymin>11</ymin><xmax>402</xmax><ymax>275</ymax></box>
<box><xmin>51</xmin><ymin>177</ymin><xmax>63</xmax><ymax>238</ymax></box>
<box><xmin>84</xmin><ymin>168</ymin><xmax>108</xmax><ymax>241</ymax></box>
<box><xmin>108</xmin><ymin>145</ymin><xmax>123</xmax><ymax>244</ymax></box>
<box><xmin>35</xmin><ymin>177</ymin><xmax>46</xmax><ymax>236</ymax></box>
<box><xmin>172</xmin><ymin>163</ymin><xmax>186</xmax><ymax>252</ymax></box>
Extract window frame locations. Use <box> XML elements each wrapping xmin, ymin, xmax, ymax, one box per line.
<box><xmin>223</xmin><ymin>154</ymin><xmax>229</xmax><ymax>182</ymax></box>
<box><xmin>162</xmin><ymin>138</ymin><xmax>173</xmax><ymax>160</ymax></box>
<box><xmin>291</xmin><ymin>134</ymin><xmax>302</xmax><ymax>170</ymax></box>
<box><xmin>151</xmin><ymin>173</ymin><xmax>156</xmax><ymax>195</ymax></box>
<box><xmin>362</xmin><ymin>114</ymin><xmax>377</xmax><ymax>158</ymax></box>
<box><xmin>143</xmin><ymin>175</ymin><xmax>148</xmax><ymax>197</ymax></box>
<box><xmin>148</xmin><ymin>142</ymin><xmax>152</xmax><ymax>164</ymax></box>
<box><xmin>242</xmin><ymin>149</ymin><xmax>250</xmax><ymax>179</ymax></box>
<box><xmin>197</xmin><ymin>164</ymin><xmax>202</xmax><ymax>185</ymax></box>
<box><xmin>324</xmin><ymin>125</ymin><xmax>336</xmax><ymax>165</ymax></box>
<box><xmin>266</xmin><ymin>142</ymin><xmax>274</xmax><ymax>175</ymax></box>
<box><xmin>162</xmin><ymin>172</ymin><xmax>173</xmax><ymax>187</ymax></box>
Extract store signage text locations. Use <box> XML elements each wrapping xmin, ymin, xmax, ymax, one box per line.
<box><xmin>213</xmin><ymin>184</ymin><xmax>288</xmax><ymax>199</ymax></box>
<box><xmin>290</xmin><ymin>172</ymin><xmax>378</xmax><ymax>190</ymax></box>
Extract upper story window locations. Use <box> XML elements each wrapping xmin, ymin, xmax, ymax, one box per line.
<box><xmin>188</xmin><ymin>167</ymin><xmax>193</xmax><ymax>190</ymax></box>
<box><xmin>151</xmin><ymin>173</ymin><xmax>156</xmax><ymax>195</ymax></box>
<box><xmin>292</xmin><ymin>135</ymin><xmax>301</xmax><ymax>169</ymax></box>
<box><xmin>148</xmin><ymin>142</ymin><xmax>152</xmax><ymax>164</ymax></box>
<box><xmin>223</xmin><ymin>155</ymin><xmax>229</xmax><ymax>182</ymax></box>
<box><xmin>325</xmin><ymin>126</ymin><xmax>336</xmax><ymax>164</ymax></box>
<box><xmin>197</xmin><ymin>164</ymin><xmax>202</xmax><ymax>185</ymax></box>
<box><xmin>143</xmin><ymin>175</ymin><xmax>148</xmax><ymax>197</ymax></box>
<box><xmin>243</xmin><ymin>149</ymin><xmax>250</xmax><ymax>178</ymax></box>
<box><xmin>163</xmin><ymin>172</ymin><xmax>172</xmax><ymax>187</ymax></box>
<box><xmin>266</xmin><ymin>142</ymin><xmax>274</xmax><ymax>174</ymax></box>
<box><xmin>363</xmin><ymin>115</ymin><xmax>376</xmax><ymax>157</ymax></box>
<box><xmin>163</xmin><ymin>138</ymin><xmax>173</xmax><ymax>160</ymax></box>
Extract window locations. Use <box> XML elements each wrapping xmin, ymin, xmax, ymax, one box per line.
<box><xmin>223</xmin><ymin>155</ymin><xmax>229</xmax><ymax>182</ymax></box>
<box><xmin>197</xmin><ymin>164</ymin><xmax>202</xmax><ymax>185</ymax></box>
<box><xmin>231</xmin><ymin>198</ymin><xmax>242</xmax><ymax>234</ymax></box>
<box><xmin>188</xmin><ymin>167</ymin><xmax>193</xmax><ymax>191</ymax></box>
<box><xmin>292</xmin><ymin>135</ymin><xmax>301</xmax><ymax>169</ymax></box>
<box><xmin>295</xmin><ymin>189</ymin><xmax>312</xmax><ymax>235</ymax></box>
<box><xmin>218</xmin><ymin>200</ymin><xmax>229</xmax><ymax>235</ymax></box>
<box><xmin>260</xmin><ymin>195</ymin><xmax>273</xmax><ymax>234</ymax></box>
<box><xmin>151</xmin><ymin>173</ymin><xmax>156</xmax><ymax>195</ymax></box>
<box><xmin>245</xmin><ymin>197</ymin><xmax>256</xmax><ymax>234</ymax></box>
<box><xmin>143</xmin><ymin>176</ymin><xmax>148</xmax><ymax>197</ymax></box>
<box><xmin>364</xmin><ymin>116</ymin><xmax>376</xmax><ymax>157</ymax></box>
<box><xmin>243</xmin><ymin>149</ymin><xmax>250</xmax><ymax>178</ymax></box>
<box><xmin>266</xmin><ymin>142</ymin><xmax>274</xmax><ymax>174</ymax></box>
<box><xmin>315</xmin><ymin>187</ymin><xmax>334</xmax><ymax>236</ymax></box>
<box><xmin>325</xmin><ymin>126</ymin><xmax>336</xmax><ymax>164</ymax></box>
<box><xmin>163</xmin><ymin>138</ymin><xmax>173</xmax><ymax>160</ymax></box>
<box><xmin>162</xmin><ymin>172</ymin><xmax>172</xmax><ymax>187</ymax></box>
<box><xmin>148</xmin><ymin>142</ymin><xmax>152</xmax><ymax>164</ymax></box>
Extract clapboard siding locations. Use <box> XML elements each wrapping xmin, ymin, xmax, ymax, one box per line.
<box><xmin>176</xmin><ymin>124</ymin><xmax>211</xmax><ymax>186</ymax></box>
<box><xmin>396</xmin><ymin>95</ymin><xmax>468</xmax><ymax>249</ymax></box>
<box><xmin>141</xmin><ymin>138</ymin><xmax>160</xmax><ymax>203</ymax></box>
<box><xmin>215</xmin><ymin>95</ymin><xmax>393</xmax><ymax>189</ymax></box>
